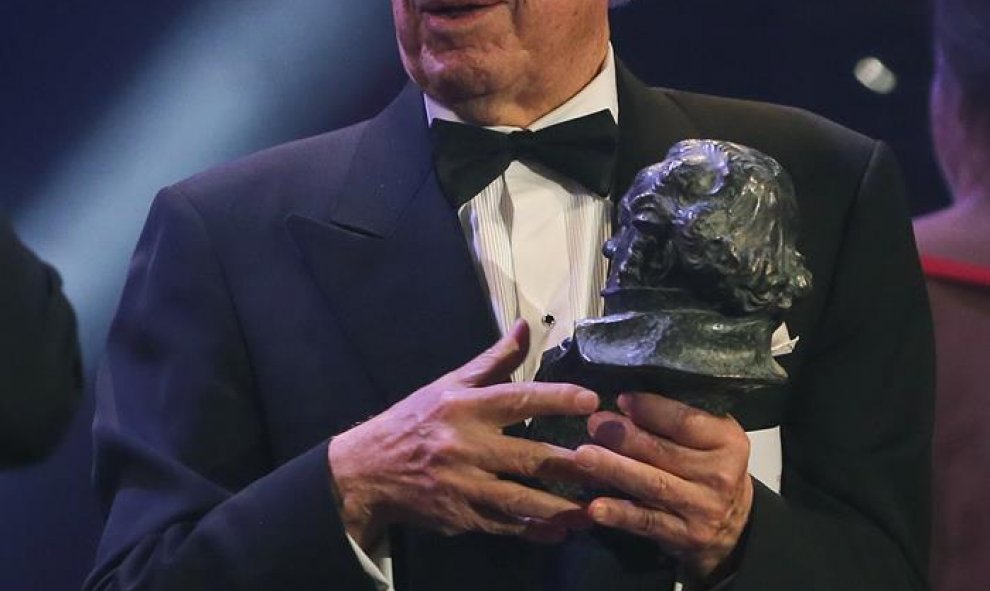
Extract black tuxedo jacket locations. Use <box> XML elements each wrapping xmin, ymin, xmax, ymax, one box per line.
<box><xmin>0</xmin><ymin>214</ymin><xmax>80</xmax><ymax>467</ymax></box>
<box><xmin>87</xmin><ymin>65</ymin><xmax>933</xmax><ymax>590</ymax></box>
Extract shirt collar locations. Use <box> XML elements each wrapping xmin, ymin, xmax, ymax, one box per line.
<box><xmin>423</xmin><ymin>44</ymin><xmax>619</xmax><ymax>132</ymax></box>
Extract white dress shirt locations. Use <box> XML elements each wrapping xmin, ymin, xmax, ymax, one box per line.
<box><xmin>427</xmin><ymin>48</ymin><xmax>619</xmax><ymax>384</ymax></box>
<box><xmin>346</xmin><ymin>45</ymin><xmax>787</xmax><ymax>591</ymax></box>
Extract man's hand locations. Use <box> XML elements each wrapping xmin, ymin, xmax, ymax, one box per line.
<box><xmin>576</xmin><ymin>393</ymin><xmax>753</xmax><ymax>582</ymax></box>
<box><xmin>328</xmin><ymin>321</ymin><xmax>598</xmax><ymax>550</ymax></box>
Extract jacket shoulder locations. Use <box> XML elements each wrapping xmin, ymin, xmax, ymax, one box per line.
<box><xmin>166</xmin><ymin>120</ymin><xmax>370</xmax><ymax>218</ymax></box>
<box><xmin>657</xmin><ymin>88</ymin><xmax>878</xmax><ymax>179</ymax></box>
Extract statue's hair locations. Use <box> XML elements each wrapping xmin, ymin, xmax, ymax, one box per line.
<box><xmin>613</xmin><ymin>140</ymin><xmax>812</xmax><ymax>316</ymax></box>
<box><xmin>934</xmin><ymin>0</ymin><xmax>990</xmax><ymax>114</ymax></box>
<box><xmin>670</xmin><ymin>142</ymin><xmax>811</xmax><ymax>315</ymax></box>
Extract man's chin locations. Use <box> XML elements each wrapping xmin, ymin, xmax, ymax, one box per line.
<box><xmin>418</xmin><ymin>54</ymin><xmax>507</xmax><ymax>104</ymax></box>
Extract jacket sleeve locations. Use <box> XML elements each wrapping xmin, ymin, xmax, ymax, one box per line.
<box><xmin>85</xmin><ymin>188</ymin><xmax>376</xmax><ymax>591</ymax></box>
<box><xmin>731</xmin><ymin>142</ymin><xmax>934</xmax><ymax>590</ymax></box>
<box><xmin>0</xmin><ymin>213</ymin><xmax>81</xmax><ymax>466</ymax></box>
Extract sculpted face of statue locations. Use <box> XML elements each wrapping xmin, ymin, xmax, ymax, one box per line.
<box><xmin>391</xmin><ymin>0</ymin><xmax>611</xmax><ymax>126</ymax></box>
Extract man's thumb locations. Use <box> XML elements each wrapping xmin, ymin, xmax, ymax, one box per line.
<box><xmin>453</xmin><ymin>319</ymin><xmax>530</xmax><ymax>387</ymax></box>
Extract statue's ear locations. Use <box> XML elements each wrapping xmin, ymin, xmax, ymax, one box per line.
<box><xmin>632</xmin><ymin>211</ymin><xmax>663</xmax><ymax>233</ymax></box>
<box><xmin>602</xmin><ymin>238</ymin><xmax>618</xmax><ymax>259</ymax></box>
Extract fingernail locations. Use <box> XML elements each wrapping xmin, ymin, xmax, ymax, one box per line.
<box><xmin>592</xmin><ymin>420</ymin><xmax>625</xmax><ymax>448</ymax></box>
<box><xmin>590</xmin><ymin>502</ymin><xmax>609</xmax><ymax>522</ymax></box>
<box><xmin>617</xmin><ymin>394</ymin><xmax>631</xmax><ymax>414</ymax></box>
<box><xmin>576</xmin><ymin>447</ymin><xmax>597</xmax><ymax>470</ymax></box>
<box><xmin>576</xmin><ymin>391</ymin><xmax>599</xmax><ymax>413</ymax></box>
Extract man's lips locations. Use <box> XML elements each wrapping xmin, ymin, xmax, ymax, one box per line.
<box><xmin>420</xmin><ymin>0</ymin><xmax>502</xmax><ymax>19</ymax></box>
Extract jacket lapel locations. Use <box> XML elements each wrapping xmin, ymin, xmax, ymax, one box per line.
<box><xmin>286</xmin><ymin>84</ymin><xmax>499</xmax><ymax>409</ymax></box>
<box><xmin>613</xmin><ymin>62</ymin><xmax>699</xmax><ymax>198</ymax></box>
<box><xmin>288</xmin><ymin>85</ymin><xmax>542</xmax><ymax>591</ymax></box>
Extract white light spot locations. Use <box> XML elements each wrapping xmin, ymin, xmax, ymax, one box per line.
<box><xmin>854</xmin><ymin>57</ymin><xmax>898</xmax><ymax>95</ymax></box>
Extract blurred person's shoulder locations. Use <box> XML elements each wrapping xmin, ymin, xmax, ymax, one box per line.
<box><xmin>914</xmin><ymin>206</ymin><xmax>990</xmax><ymax>269</ymax></box>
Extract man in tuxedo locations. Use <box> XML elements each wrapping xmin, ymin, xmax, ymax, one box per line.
<box><xmin>0</xmin><ymin>214</ymin><xmax>81</xmax><ymax>467</ymax></box>
<box><xmin>87</xmin><ymin>1</ymin><xmax>932</xmax><ymax>589</ymax></box>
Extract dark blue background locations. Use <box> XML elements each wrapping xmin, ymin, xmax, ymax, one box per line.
<box><xmin>0</xmin><ymin>2</ymin><xmax>941</xmax><ymax>589</ymax></box>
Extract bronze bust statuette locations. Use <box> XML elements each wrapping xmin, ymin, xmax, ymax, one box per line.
<box><xmin>526</xmin><ymin>140</ymin><xmax>813</xmax><ymax>498</ymax></box>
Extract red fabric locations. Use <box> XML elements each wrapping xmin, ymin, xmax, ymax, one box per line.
<box><xmin>921</xmin><ymin>255</ymin><xmax>990</xmax><ymax>289</ymax></box>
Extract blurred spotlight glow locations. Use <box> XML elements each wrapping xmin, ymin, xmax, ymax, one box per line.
<box><xmin>13</xmin><ymin>1</ymin><xmax>398</xmax><ymax>364</ymax></box>
<box><xmin>854</xmin><ymin>57</ymin><xmax>898</xmax><ymax>95</ymax></box>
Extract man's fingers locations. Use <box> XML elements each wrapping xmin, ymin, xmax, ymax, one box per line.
<box><xmin>475</xmin><ymin>436</ymin><xmax>591</xmax><ymax>485</ymax></box>
<box><xmin>472</xmin><ymin>382</ymin><xmax>599</xmax><ymax>426</ymax></box>
<box><xmin>617</xmin><ymin>393</ymin><xmax>740</xmax><ymax>450</ymax></box>
<box><xmin>587</xmin><ymin>498</ymin><xmax>687</xmax><ymax>549</ymax></box>
<box><xmin>587</xmin><ymin>411</ymin><xmax>704</xmax><ymax>480</ymax></box>
<box><xmin>464</xmin><ymin>508</ymin><xmax>568</xmax><ymax>544</ymax></box>
<box><xmin>469</xmin><ymin>478</ymin><xmax>588</xmax><ymax>527</ymax></box>
<box><xmin>450</xmin><ymin>319</ymin><xmax>530</xmax><ymax>387</ymax></box>
<box><xmin>456</xmin><ymin>509</ymin><xmax>530</xmax><ymax>538</ymax></box>
<box><xmin>575</xmin><ymin>444</ymin><xmax>698</xmax><ymax>514</ymax></box>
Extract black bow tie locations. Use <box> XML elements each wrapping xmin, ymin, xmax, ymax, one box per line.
<box><xmin>430</xmin><ymin>109</ymin><xmax>619</xmax><ymax>209</ymax></box>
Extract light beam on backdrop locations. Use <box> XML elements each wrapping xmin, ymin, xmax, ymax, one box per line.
<box><xmin>13</xmin><ymin>0</ymin><xmax>399</xmax><ymax>366</ymax></box>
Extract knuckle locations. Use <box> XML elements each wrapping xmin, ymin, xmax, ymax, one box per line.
<box><xmin>437</xmin><ymin>388</ymin><xmax>462</xmax><ymax>408</ymax></box>
<box><xmin>738</xmin><ymin>434</ymin><xmax>752</xmax><ymax>459</ymax></box>
<box><xmin>473</xmin><ymin>351</ymin><xmax>499</xmax><ymax>371</ymax></box>
<box><xmin>694</xmin><ymin>496</ymin><xmax>726</xmax><ymax>524</ymax></box>
<box><xmin>464</xmin><ymin>510</ymin><xmax>516</xmax><ymax>537</ymax></box>
<box><xmin>415</xmin><ymin>489</ymin><xmax>473</xmax><ymax>535</ymax></box>
<box><xmin>674</xmin><ymin>405</ymin><xmax>705</xmax><ymax>437</ymax></box>
<box><xmin>479</xmin><ymin>347</ymin><xmax>501</xmax><ymax>364</ymax></box>
<box><xmin>421</xmin><ymin>469</ymin><xmax>450</xmax><ymax>494</ymax></box>
<box><xmin>463</xmin><ymin>348</ymin><xmax>499</xmax><ymax>374</ymax></box>
<box><xmin>435</xmin><ymin>389</ymin><xmax>467</xmax><ymax>419</ymax></box>
<box><xmin>508</xmin><ymin>452</ymin><xmax>540</xmax><ymax>478</ymax></box>
<box><xmin>424</xmin><ymin>428</ymin><xmax>463</xmax><ymax>465</ymax></box>
<box><xmin>642</xmin><ymin>430</ymin><xmax>672</xmax><ymax>460</ymax></box>
<box><xmin>685</xmin><ymin>520</ymin><xmax>719</xmax><ymax>550</ymax></box>
<box><xmin>708</xmin><ymin>468</ymin><xmax>737</xmax><ymax>492</ymax></box>
<box><xmin>635</xmin><ymin>507</ymin><xmax>660</xmax><ymax>534</ymax></box>
<box><xmin>561</xmin><ymin>384</ymin><xmax>585</xmax><ymax>402</ymax></box>
<box><xmin>496</xmin><ymin>489</ymin><xmax>530</xmax><ymax>517</ymax></box>
<box><xmin>504</xmin><ymin>388</ymin><xmax>533</xmax><ymax>416</ymax></box>
<box><xmin>647</xmin><ymin>473</ymin><xmax>670</xmax><ymax>502</ymax></box>
<box><xmin>727</xmin><ymin>427</ymin><xmax>751</xmax><ymax>453</ymax></box>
